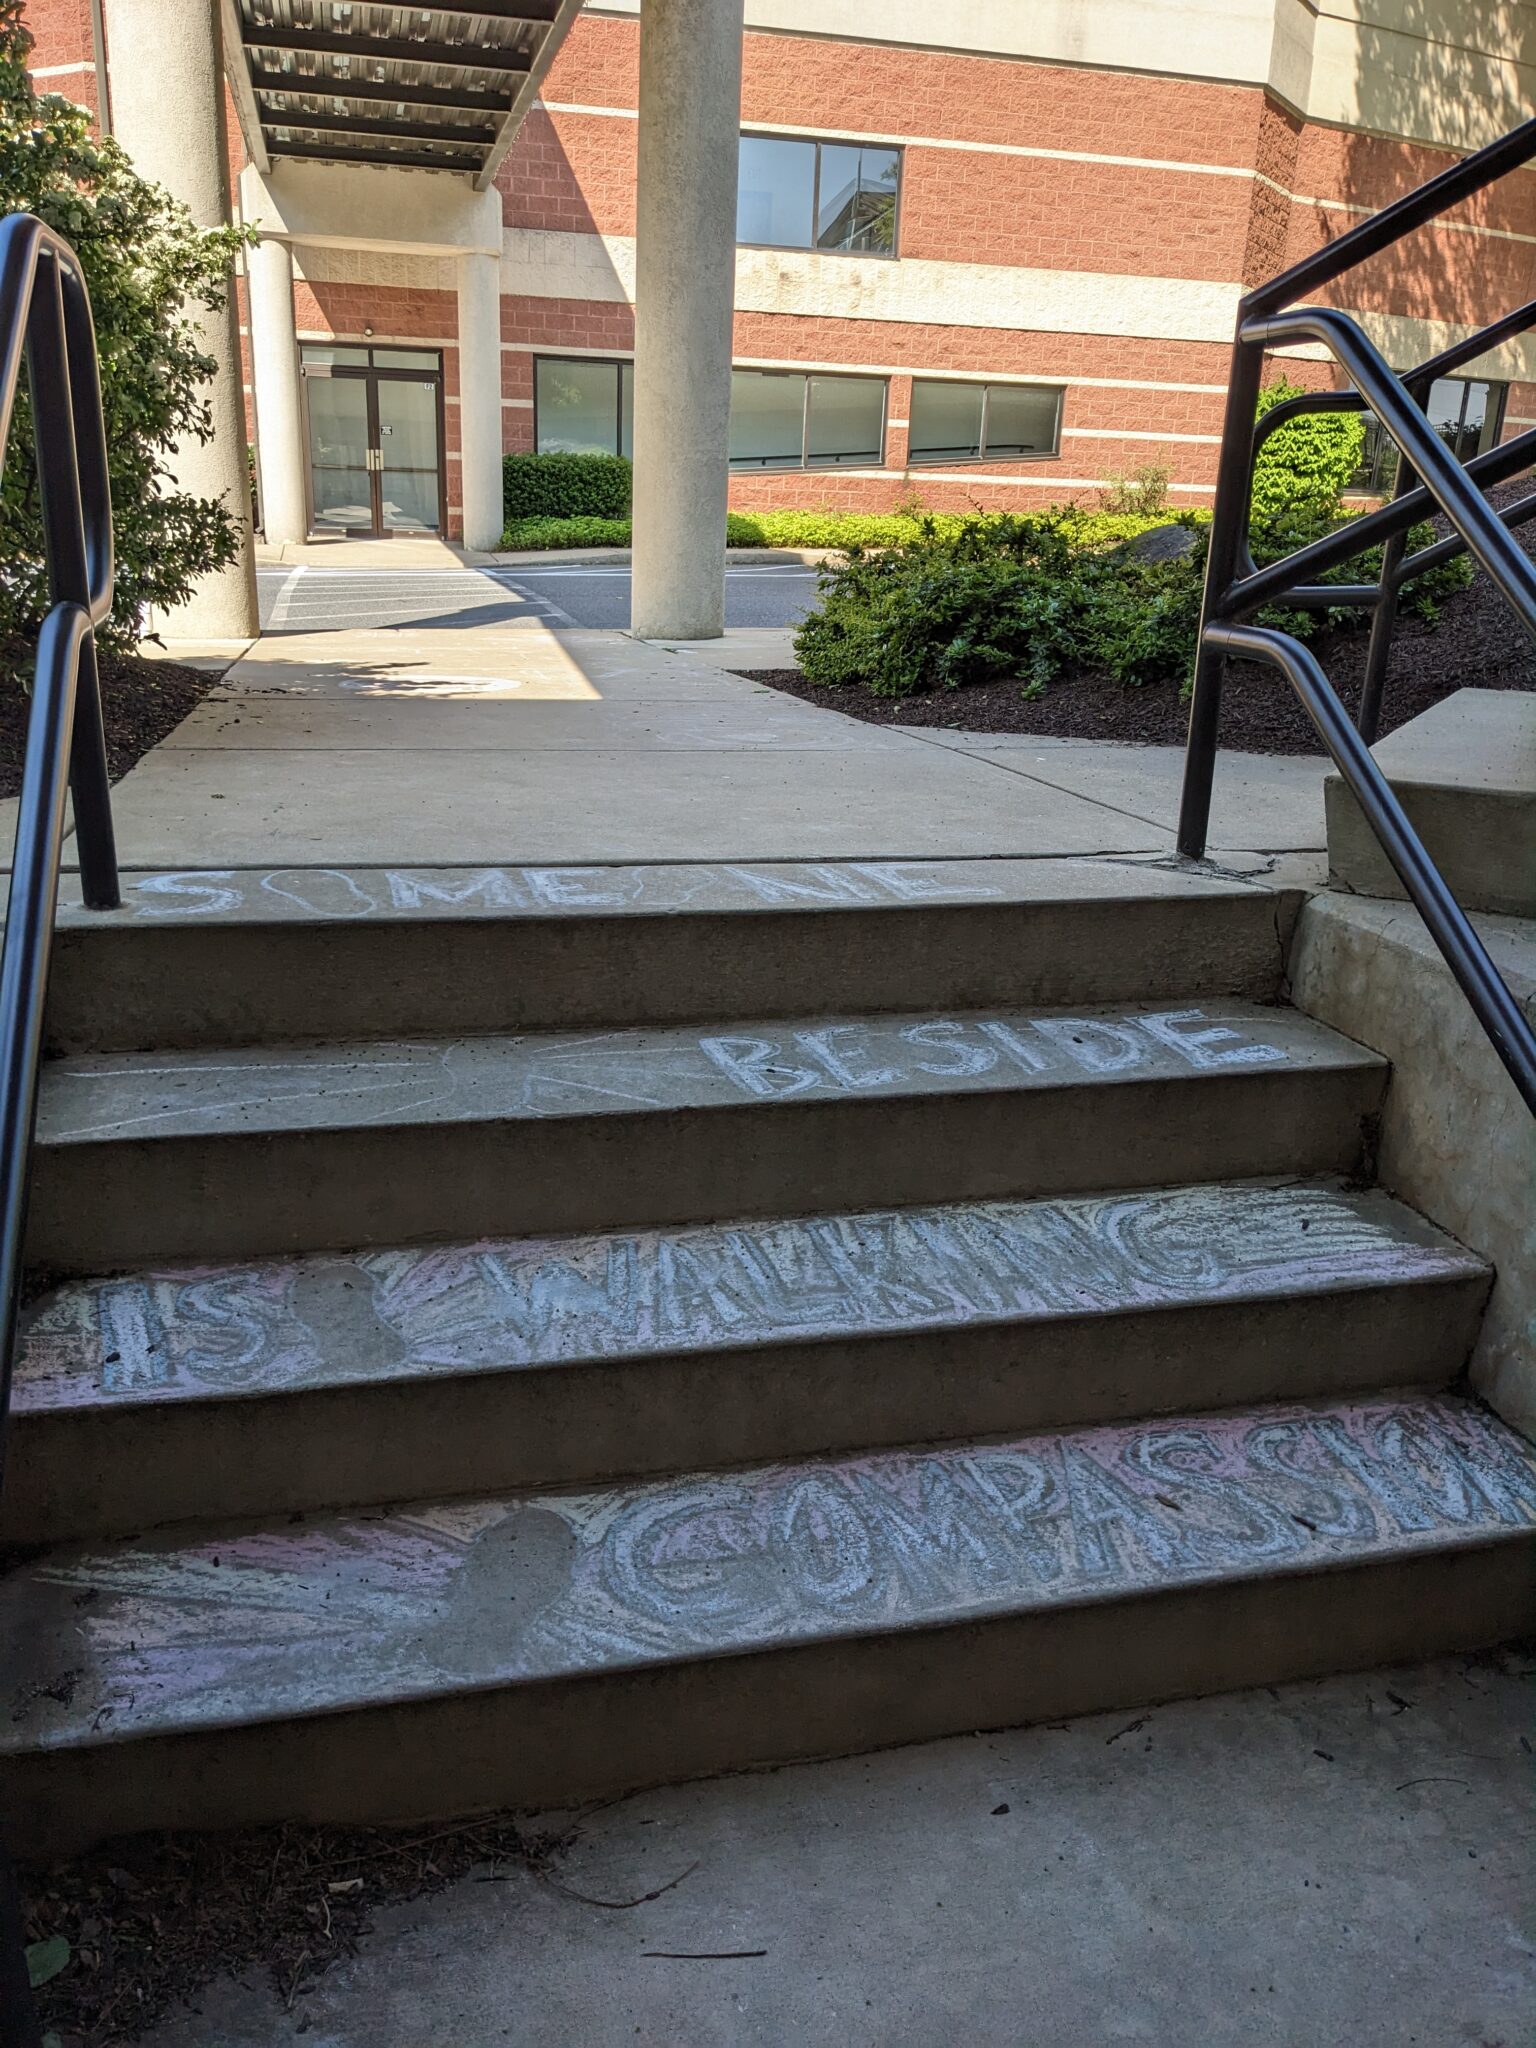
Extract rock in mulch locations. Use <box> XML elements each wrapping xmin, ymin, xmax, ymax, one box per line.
<box><xmin>741</xmin><ymin>500</ymin><xmax>1535</xmax><ymax>757</ymax></box>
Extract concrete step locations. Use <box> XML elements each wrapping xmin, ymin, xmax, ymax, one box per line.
<box><xmin>3</xmin><ymin>1388</ymin><xmax>1531</xmax><ymax>1856</ymax></box>
<box><xmin>27</xmin><ymin>999</ymin><xmax>1386</xmax><ymax>1268</ymax></box>
<box><xmin>6</xmin><ymin>1180</ymin><xmax>1488</xmax><ymax>1545</ymax></box>
<box><xmin>43</xmin><ymin>857</ymin><xmax>1299</xmax><ymax>1051</ymax></box>
<box><xmin>1327</xmin><ymin>688</ymin><xmax>1536</xmax><ymax>918</ymax></box>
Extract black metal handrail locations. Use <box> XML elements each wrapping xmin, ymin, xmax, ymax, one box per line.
<box><xmin>0</xmin><ymin>211</ymin><xmax>121</xmax><ymax>2048</ymax></box>
<box><xmin>1177</xmin><ymin>115</ymin><xmax>1536</xmax><ymax>1116</ymax></box>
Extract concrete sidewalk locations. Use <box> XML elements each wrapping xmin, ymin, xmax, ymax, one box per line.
<box><xmin>85</xmin><ymin>601</ymin><xmax>1328</xmax><ymax>871</ymax></box>
<box><xmin>142</xmin><ymin>1649</ymin><xmax>1531</xmax><ymax>2048</ymax></box>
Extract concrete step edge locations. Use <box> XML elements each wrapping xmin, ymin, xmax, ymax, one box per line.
<box><xmin>4</xmin><ymin>1179</ymin><xmax>1490</xmax><ymax>1543</ymax></box>
<box><xmin>3</xmin><ymin>1389</ymin><xmax>1531</xmax><ymax>1852</ymax></box>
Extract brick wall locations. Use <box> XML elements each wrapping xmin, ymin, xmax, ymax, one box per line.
<box><xmin>486</xmin><ymin>10</ymin><xmax>1530</xmax><ymax>513</ymax></box>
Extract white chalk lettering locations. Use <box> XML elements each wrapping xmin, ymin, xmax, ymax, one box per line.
<box><xmin>698</xmin><ymin>1035</ymin><xmax>822</xmax><ymax>1098</ymax></box>
<box><xmin>722</xmin><ymin>865</ymin><xmax>879</xmax><ymax>906</ymax></box>
<box><xmin>261</xmin><ymin>870</ymin><xmax>379</xmax><ymax>919</ymax></box>
<box><xmin>850</xmin><ymin>862</ymin><xmax>1002</xmax><ymax>902</ymax></box>
<box><xmin>978</xmin><ymin>1020</ymin><xmax>1049</xmax><ymax>1074</ymax></box>
<box><xmin>902</xmin><ymin>1020</ymin><xmax>999</xmax><ymax>1078</ymax></box>
<box><xmin>129</xmin><ymin>872</ymin><xmax>244</xmax><ymax>918</ymax></box>
<box><xmin>1031</xmin><ymin>1018</ymin><xmax>1147</xmax><ymax>1075</ymax></box>
<box><xmin>522</xmin><ymin>868</ymin><xmax>631</xmax><ymax>907</ymax></box>
<box><xmin>385</xmin><ymin>868</ymin><xmax>526</xmax><ymax>911</ymax></box>
<box><xmin>794</xmin><ymin>1026</ymin><xmax>899</xmax><ymax>1090</ymax></box>
<box><xmin>1137</xmin><ymin>1009</ymin><xmax>1285</xmax><ymax>1069</ymax></box>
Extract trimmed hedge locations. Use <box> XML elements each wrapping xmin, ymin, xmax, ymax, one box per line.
<box><xmin>498</xmin><ymin>506</ymin><xmax>1205</xmax><ymax>553</ymax></box>
<box><xmin>502</xmin><ymin>452</ymin><xmax>632</xmax><ymax>522</ymax></box>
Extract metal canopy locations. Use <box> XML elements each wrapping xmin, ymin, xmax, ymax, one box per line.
<box><xmin>229</xmin><ymin>0</ymin><xmax>583</xmax><ymax>188</ymax></box>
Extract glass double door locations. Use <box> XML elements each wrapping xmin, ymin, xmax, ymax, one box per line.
<box><xmin>303</xmin><ymin>347</ymin><xmax>444</xmax><ymax>538</ymax></box>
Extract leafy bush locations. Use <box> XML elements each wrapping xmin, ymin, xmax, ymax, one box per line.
<box><xmin>0</xmin><ymin>2</ymin><xmax>251</xmax><ymax>655</ymax></box>
<box><xmin>502</xmin><ymin>514</ymin><xmax>632</xmax><ymax>549</ymax></box>
<box><xmin>502</xmin><ymin>452</ymin><xmax>632</xmax><ymax>522</ymax></box>
<box><xmin>1097</xmin><ymin>464</ymin><xmax>1172</xmax><ymax>517</ymax></box>
<box><xmin>795</xmin><ymin>514</ymin><xmax>1207</xmax><ymax>697</ymax></box>
<box><xmin>1251</xmin><ymin>378</ymin><xmax>1365</xmax><ymax>524</ymax></box>
<box><xmin>499</xmin><ymin>505</ymin><xmax>1206</xmax><ymax>553</ymax></box>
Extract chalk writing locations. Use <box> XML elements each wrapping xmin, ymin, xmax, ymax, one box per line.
<box><xmin>7</xmin><ymin>1395</ymin><xmax>1532</xmax><ymax>1743</ymax></box>
<box><xmin>14</xmin><ymin>1182</ymin><xmax>1473</xmax><ymax>1409</ymax></box>
<box><xmin>108</xmin><ymin>861</ymin><xmax>1018</xmax><ymax>922</ymax></box>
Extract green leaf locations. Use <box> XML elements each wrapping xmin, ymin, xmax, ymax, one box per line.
<box><xmin>26</xmin><ymin>1933</ymin><xmax>69</xmax><ymax>1987</ymax></box>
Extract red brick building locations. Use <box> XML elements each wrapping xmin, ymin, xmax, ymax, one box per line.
<box><xmin>16</xmin><ymin>0</ymin><xmax>1536</xmax><ymax>611</ymax></box>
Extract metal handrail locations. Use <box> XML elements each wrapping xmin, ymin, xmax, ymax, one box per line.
<box><xmin>0</xmin><ymin>211</ymin><xmax>122</xmax><ymax>2048</ymax></box>
<box><xmin>1176</xmin><ymin>116</ymin><xmax>1536</xmax><ymax>1117</ymax></box>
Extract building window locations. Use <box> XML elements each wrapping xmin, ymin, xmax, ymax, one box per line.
<box><xmin>907</xmin><ymin>379</ymin><xmax>1063</xmax><ymax>463</ymax></box>
<box><xmin>736</xmin><ymin>135</ymin><xmax>900</xmax><ymax>256</ymax></box>
<box><xmin>728</xmin><ymin>369</ymin><xmax>886</xmax><ymax>469</ymax></box>
<box><xmin>534</xmin><ymin>356</ymin><xmax>635</xmax><ymax>456</ymax></box>
<box><xmin>1354</xmin><ymin>375</ymin><xmax>1506</xmax><ymax>493</ymax></box>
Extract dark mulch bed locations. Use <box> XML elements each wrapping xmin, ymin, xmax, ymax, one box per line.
<box><xmin>0</xmin><ymin>648</ymin><xmax>215</xmax><ymax>800</ymax></box>
<box><xmin>23</xmin><ymin>1808</ymin><xmax>627</xmax><ymax>2045</ymax></box>
<box><xmin>739</xmin><ymin>500</ymin><xmax>1536</xmax><ymax>755</ymax></box>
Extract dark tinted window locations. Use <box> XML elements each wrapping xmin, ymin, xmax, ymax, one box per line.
<box><xmin>816</xmin><ymin>144</ymin><xmax>900</xmax><ymax>254</ymax></box>
<box><xmin>535</xmin><ymin>357</ymin><xmax>630</xmax><ymax>456</ymax></box>
<box><xmin>1355</xmin><ymin>376</ymin><xmax>1504</xmax><ymax>492</ymax></box>
<box><xmin>909</xmin><ymin>379</ymin><xmax>1062</xmax><ymax>462</ymax></box>
<box><xmin>729</xmin><ymin>370</ymin><xmax>886</xmax><ymax>468</ymax></box>
<box><xmin>738</xmin><ymin>135</ymin><xmax>901</xmax><ymax>255</ymax></box>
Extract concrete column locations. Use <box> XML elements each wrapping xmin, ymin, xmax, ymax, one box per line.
<box><xmin>456</xmin><ymin>250</ymin><xmax>505</xmax><ymax>552</ymax></box>
<box><xmin>100</xmin><ymin>0</ymin><xmax>259</xmax><ymax>637</ymax></box>
<box><xmin>246</xmin><ymin>236</ymin><xmax>307</xmax><ymax>546</ymax></box>
<box><xmin>629</xmin><ymin>0</ymin><xmax>744</xmax><ymax>641</ymax></box>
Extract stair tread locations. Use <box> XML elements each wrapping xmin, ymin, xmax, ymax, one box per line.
<box><xmin>53</xmin><ymin>856</ymin><xmax>1273</xmax><ymax>930</ymax></box>
<box><xmin>6</xmin><ymin>1389</ymin><xmax>1532</xmax><ymax>1757</ymax></box>
<box><xmin>15</xmin><ymin>1178</ymin><xmax>1484</xmax><ymax>1416</ymax></box>
<box><xmin>36</xmin><ymin>997</ymin><xmax>1380</xmax><ymax>1147</ymax></box>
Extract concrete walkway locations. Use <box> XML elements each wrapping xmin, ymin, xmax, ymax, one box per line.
<box><xmin>142</xmin><ymin>1649</ymin><xmax>1531</xmax><ymax>2048</ymax></box>
<box><xmin>96</xmin><ymin>567</ymin><xmax>1328</xmax><ymax>871</ymax></box>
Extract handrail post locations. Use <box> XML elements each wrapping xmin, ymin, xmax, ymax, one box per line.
<box><xmin>1177</xmin><ymin>332</ymin><xmax>1264</xmax><ymax>859</ymax></box>
<box><xmin>1357</xmin><ymin>373</ymin><xmax>1429</xmax><ymax>746</ymax></box>
<box><xmin>24</xmin><ymin>257</ymin><xmax>118</xmax><ymax>910</ymax></box>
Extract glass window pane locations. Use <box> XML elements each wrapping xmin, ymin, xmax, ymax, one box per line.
<box><xmin>806</xmin><ymin>375</ymin><xmax>884</xmax><ymax>465</ymax></box>
<box><xmin>377</xmin><ymin>379</ymin><xmax>439</xmax><ymax>471</ymax></box>
<box><xmin>372</xmin><ymin>348</ymin><xmax>439</xmax><ymax>369</ymax></box>
<box><xmin>379</xmin><ymin>468</ymin><xmax>440</xmax><ymax>531</ymax></box>
<box><xmin>909</xmin><ymin>380</ymin><xmax>984</xmax><ymax>461</ymax></box>
<box><xmin>620</xmin><ymin>360</ymin><xmax>634</xmax><ymax>459</ymax></box>
<box><xmin>301</xmin><ymin>345</ymin><xmax>369</xmax><ymax>368</ymax></box>
<box><xmin>737</xmin><ymin>135</ymin><xmax>815</xmax><ymax>248</ymax></box>
<box><xmin>1425</xmin><ymin>378</ymin><xmax>1467</xmax><ymax>448</ymax></box>
<box><xmin>816</xmin><ymin>144</ymin><xmax>899</xmax><ymax>254</ymax></box>
<box><xmin>311</xmin><ymin>470</ymin><xmax>373</xmax><ymax>530</ymax></box>
<box><xmin>983</xmin><ymin>384</ymin><xmax>1059</xmax><ymax>456</ymax></box>
<box><xmin>536</xmin><ymin>357</ymin><xmax>621</xmax><ymax>454</ymax></box>
<box><xmin>729</xmin><ymin>370</ymin><xmax>806</xmax><ymax>466</ymax></box>
<box><xmin>1460</xmin><ymin>379</ymin><xmax>1493</xmax><ymax>457</ymax></box>
<box><xmin>307</xmin><ymin>375</ymin><xmax>370</xmax><ymax>470</ymax></box>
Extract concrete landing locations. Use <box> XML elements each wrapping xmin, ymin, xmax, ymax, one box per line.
<box><xmin>4</xmin><ymin>1179</ymin><xmax>1488</xmax><ymax>1541</ymax></box>
<box><xmin>88</xmin><ymin>592</ymin><xmax>1332</xmax><ymax>867</ymax></box>
<box><xmin>25</xmin><ymin>999</ymin><xmax>1385</xmax><ymax>1267</ymax></box>
<box><xmin>1327</xmin><ymin>687</ymin><xmax>1536</xmax><ymax>916</ymax></box>
<box><xmin>42</xmin><ymin>856</ymin><xmax>1300</xmax><ymax>1053</ymax></box>
<box><xmin>2</xmin><ymin>1390</ymin><xmax>1532</xmax><ymax>1853</ymax></box>
<box><xmin>136</xmin><ymin>1650</ymin><xmax>1534</xmax><ymax>2048</ymax></box>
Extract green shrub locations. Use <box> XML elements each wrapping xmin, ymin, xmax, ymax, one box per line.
<box><xmin>502</xmin><ymin>514</ymin><xmax>631</xmax><ymax>549</ymax></box>
<box><xmin>502</xmin><ymin>452</ymin><xmax>632</xmax><ymax>522</ymax></box>
<box><xmin>1251</xmin><ymin>378</ymin><xmax>1365</xmax><ymax>524</ymax></box>
<box><xmin>0</xmin><ymin>2</ymin><xmax>251</xmax><ymax>655</ymax></box>
<box><xmin>794</xmin><ymin>514</ymin><xmax>1207</xmax><ymax>697</ymax></box>
<box><xmin>1096</xmin><ymin>464</ymin><xmax>1172</xmax><ymax>517</ymax></box>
